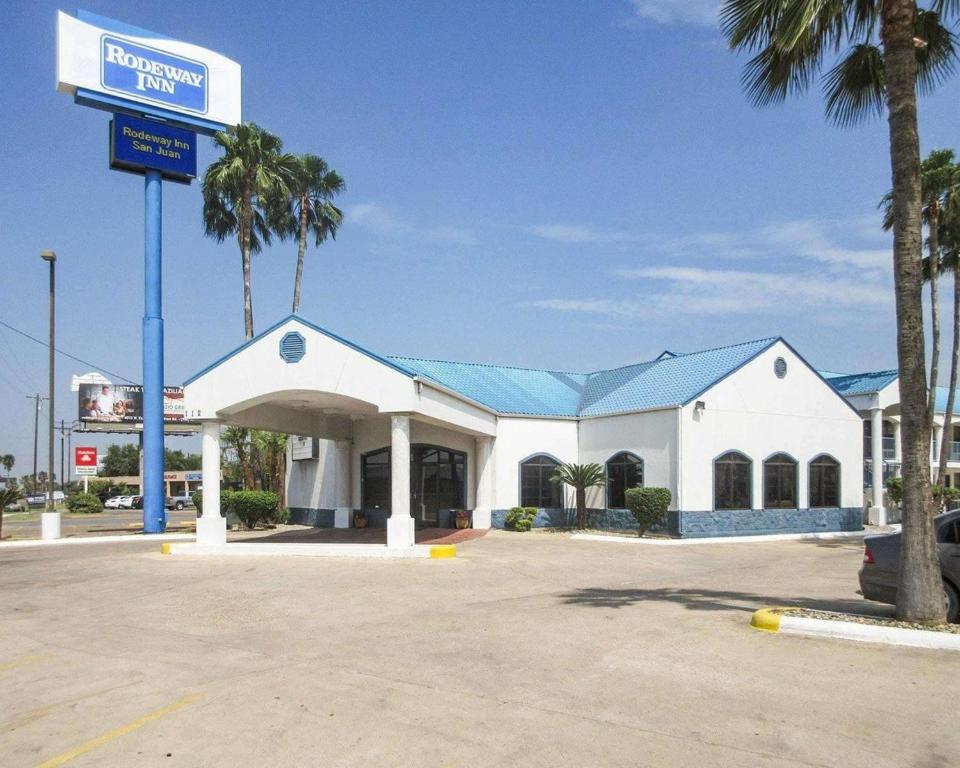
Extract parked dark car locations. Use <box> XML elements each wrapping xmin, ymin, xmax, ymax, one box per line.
<box><xmin>859</xmin><ymin>509</ymin><xmax>960</xmax><ymax>622</ymax></box>
<box><xmin>131</xmin><ymin>495</ymin><xmax>177</xmax><ymax>511</ymax></box>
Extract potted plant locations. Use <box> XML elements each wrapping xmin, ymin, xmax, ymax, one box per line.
<box><xmin>455</xmin><ymin>510</ymin><xmax>471</xmax><ymax>529</ymax></box>
<box><xmin>354</xmin><ymin>511</ymin><xmax>368</xmax><ymax>528</ymax></box>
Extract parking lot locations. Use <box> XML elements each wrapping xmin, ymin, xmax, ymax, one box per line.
<box><xmin>1</xmin><ymin>508</ymin><xmax>196</xmax><ymax>540</ymax></box>
<box><xmin>1</xmin><ymin>530</ymin><xmax>956</xmax><ymax>767</ymax></box>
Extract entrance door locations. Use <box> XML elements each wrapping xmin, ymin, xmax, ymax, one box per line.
<box><xmin>410</xmin><ymin>445</ymin><xmax>466</xmax><ymax>526</ymax></box>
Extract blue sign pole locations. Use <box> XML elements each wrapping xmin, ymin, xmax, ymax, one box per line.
<box><xmin>143</xmin><ymin>169</ymin><xmax>166</xmax><ymax>533</ymax></box>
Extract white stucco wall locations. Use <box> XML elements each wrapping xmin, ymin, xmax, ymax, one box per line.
<box><xmin>286</xmin><ymin>439</ymin><xmax>338</xmax><ymax>510</ymax></box>
<box><xmin>578</xmin><ymin>408</ymin><xmax>679</xmax><ymax>509</ymax></box>
<box><xmin>492</xmin><ymin>417</ymin><xmax>579</xmax><ymax>509</ymax></box>
<box><xmin>679</xmin><ymin>341</ymin><xmax>863</xmax><ymax>511</ymax></box>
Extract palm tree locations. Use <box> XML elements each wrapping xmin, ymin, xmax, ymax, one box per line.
<box><xmin>1</xmin><ymin>454</ymin><xmax>13</xmax><ymax>475</ymax></box>
<box><xmin>202</xmin><ymin>123</ymin><xmax>298</xmax><ymax>340</ymax></box>
<box><xmin>221</xmin><ymin>426</ymin><xmax>255</xmax><ymax>490</ymax></box>
<box><xmin>252</xmin><ymin>431</ymin><xmax>288</xmax><ymax>508</ymax></box>
<box><xmin>721</xmin><ymin>1</ymin><xmax>958</xmax><ymax>623</ymax></box>
<box><xmin>0</xmin><ymin>486</ymin><xmax>22</xmax><ymax>539</ymax></box>
<box><xmin>280</xmin><ymin>155</ymin><xmax>345</xmax><ymax>314</ymax></box>
<box><xmin>550</xmin><ymin>463</ymin><xmax>605</xmax><ymax>530</ymax></box>
<box><xmin>882</xmin><ymin>149</ymin><xmax>960</xmax><ymax>446</ymax></box>
<box><xmin>936</xmin><ymin>214</ymin><xmax>960</xmax><ymax>490</ymax></box>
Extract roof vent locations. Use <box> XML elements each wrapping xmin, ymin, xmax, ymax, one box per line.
<box><xmin>774</xmin><ymin>357</ymin><xmax>787</xmax><ymax>379</ymax></box>
<box><xmin>279</xmin><ymin>331</ymin><xmax>306</xmax><ymax>364</ymax></box>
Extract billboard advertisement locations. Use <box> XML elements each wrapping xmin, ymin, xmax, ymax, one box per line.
<box><xmin>56</xmin><ymin>10</ymin><xmax>241</xmax><ymax>131</ymax></box>
<box><xmin>79</xmin><ymin>383</ymin><xmax>186</xmax><ymax>424</ymax></box>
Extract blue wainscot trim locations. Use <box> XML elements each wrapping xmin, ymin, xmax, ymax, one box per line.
<box><xmin>287</xmin><ymin>508</ymin><xmax>335</xmax><ymax>527</ymax></box>
<box><xmin>677</xmin><ymin>508</ymin><xmax>863</xmax><ymax>538</ymax></box>
<box><xmin>491</xmin><ymin>508</ymin><xmax>655</xmax><ymax>531</ymax></box>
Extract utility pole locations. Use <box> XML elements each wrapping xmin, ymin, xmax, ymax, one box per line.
<box><xmin>27</xmin><ymin>393</ymin><xmax>48</xmax><ymax>494</ymax></box>
<box><xmin>41</xmin><ymin>250</ymin><xmax>58</xmax><ymax>539</ymax></box>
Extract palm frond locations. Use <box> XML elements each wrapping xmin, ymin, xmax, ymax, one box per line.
<box><xmin>915</xmin><ymin>10</ymin><xmax>958</xmax><ymax>96</ymax></box>
<box><xmin>822</xmin><ymin>43</ymin><xmax>884</xmax><ymax>127</ymax></box>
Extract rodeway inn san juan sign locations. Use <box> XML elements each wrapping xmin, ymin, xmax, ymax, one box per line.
<box><xmin>56</xmin><ymin>10</ymin><xmax>241</xmax><ymax>533</ymax></box>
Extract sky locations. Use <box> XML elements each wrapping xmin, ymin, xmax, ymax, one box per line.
<box><xmin>1</xmin><ymin>0</ymin><xmax>959</xmax><ymax>476</ymax></box>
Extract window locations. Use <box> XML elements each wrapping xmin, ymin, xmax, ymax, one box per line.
<box><xmin>809</xmin><ymin>455</ymin><xmax>840</xmax><ymax>508</ymax></box>
<box><xmin>715</xmin><ymin>451</ymin><xmax>752</xmax><ymax>510</ymax></box>
<box><xmin>938</xmin><ymin>519</ymin><xmax>960</xmax><ymax>544</ymax></box>
<box><xmin>520</xmin><ymin>455</ymin><xmax>562</xmax><ymax>508</ymax></box>
<box><xmin>361</xmin><ymin>448</ymin><xmax>390</xmax><ymax>510</ymax></box>
<box><xmin>764</xmin><ymin>453</ymin><xmax>798</xmax><ymax>509</ymax></box>
<box><xmin>606</xmin><ymin>452</ymin><xmax>643</xmax><ymax>508</ymax></box>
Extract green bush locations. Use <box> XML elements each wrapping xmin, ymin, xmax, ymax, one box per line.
<box><xmin>65</xmin><ymin>492</ymin><xmax>103</xmax><ymax>514</ymax></box>
<box><xmin>191</xmin><ymin>490</ymin><xmax>203</xmax><ymax>515</ymax></box>
<box><xmin>942</xmin><ymin>486</ymin><xmax>960</xmax><ymax>510</ymax></box>
<box><xmin>221</xmin><ymin>490</ymin><xmax>280</xmax><ymax>530</ymax></box>
<box><xmin>885</xmin><ymin>476</ymin><xmax>903</xmax><ymax>505</ymax></box>
<box><xmin>625</xmin><ymin>487</ymin><xmax>671</xmax><ymax>537</ymax></box>
<box><xmin>505</xmin><ymin>506</ymin><xmax>538</xmax><ymax>532</ymax></box>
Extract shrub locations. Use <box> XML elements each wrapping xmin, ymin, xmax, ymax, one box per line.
<box><xmin>65</xmin><ymin>492</ymin><xmax>103</xmax><ymax>514</ymax></box>
<box><xmin>942</xmin><ymin>486</ymin><xmax>960</xmax><ymax>510</ymax></box>
<box><xmin>885</xmin><ymin>476</ymin><xmax>903</xmax><ymax>506</ymax></box>
<box><xmin>505</xmin><ymin>506</ymin><xmax>538</xmax><ymax>532</ymax></box>
<box><xmin>625</xmin><ymin>487</ymin><xmax>671</xmax><ymax>537</ymax></box>
<box><xmin>221</xmin><ymin>490</ymin><xmax>280</xmax><ymax>530</ymax></box>
<box><xmin>191</xmin><ymin>490</ymin><xmax>203</xmax><ymax>515</ymax></box>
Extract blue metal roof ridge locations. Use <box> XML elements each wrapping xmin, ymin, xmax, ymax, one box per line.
<box><xmin>388</xmin><ymin>355</ymin><xmax>585</xmax><ymax>377</ymax></box>
<box><xmin>584</xmin><ymin>336</ymin><xmax>780</xmax><ymax>377</ymax></box>
<box><xmin>183</xmin><ymin>315</ymin><xmax>416</xmax><ymax>387</ymax></box>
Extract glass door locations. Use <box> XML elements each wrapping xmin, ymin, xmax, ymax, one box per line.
<box><xmin>418</xmin><ymin>448</ymin><xmax>440</xmax><ymax>525</ymax></box>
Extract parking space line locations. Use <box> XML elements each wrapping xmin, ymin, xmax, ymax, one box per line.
<box><xmin>35</xmin><ymin>693</ymin><xmax>200</xmax><ymax>768</ymax></box>
<box><xmin>0</xmin><ymin>654</ymin><xmax>50</xmax><ymax>674</ymax></box>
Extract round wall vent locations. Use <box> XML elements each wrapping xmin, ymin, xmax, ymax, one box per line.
<box><xmin>774</xmin><ymin>357</ymin><xmax>787</xmax><ymax>379</ymax></box>
<box><xmin>279</xmin><ymin>331</ymin><xmax>306</xmax><ymax>363</ymax></box>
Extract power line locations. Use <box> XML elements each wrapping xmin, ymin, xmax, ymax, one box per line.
<box><xmin>0</xmin><ymin>318</ymin><xmax>136</xmax><ymax>384</ymax></box>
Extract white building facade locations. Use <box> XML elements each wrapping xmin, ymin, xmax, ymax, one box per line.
<box><xmin>183</xmin><ymin>316</ymin><xmax>864</xmax><ymax>546</ymax></box>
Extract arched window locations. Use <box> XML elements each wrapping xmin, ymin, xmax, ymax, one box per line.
<box><xmin>606</xmin><ymin>452</ymin><xmax>643</xmax><ymax>508</ymax></box>
<box><xmin>809</xmin><ymin>455</ymin><xmax>840</xmax><ymax>508</ymax></box>
<box><xmin>714</xmin><ymin>451</ymin><xmax>752</xmax><ymax>510</ymax></box>
<box><xmin>520</xmin><ymin>455</ymin><xmax>562</xmax><ymax>508</ymax></box>
<box><xmin>764</xmin><ymin>453</ymin><xmax>798</xmax><ymax>509</ymax></box>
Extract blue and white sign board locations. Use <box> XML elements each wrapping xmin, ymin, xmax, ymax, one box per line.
<box><xmin>110</xmin><ymin>113</ymin><xmax>197</xmax><ymax>183</ymax></box>
<box><xmin>56</xmin><ymin>10</ymin><xmax>241</xmax><ymax>134</ymax></box>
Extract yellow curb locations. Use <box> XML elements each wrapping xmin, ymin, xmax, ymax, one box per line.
<box><xmin>750</xmin><ymin>608</ymin><xmax>782</xmax><ymax>632</ymax></box>
<box><xmin>160</xmin><ymin>543</ymin><xmax>171</xmax><ymax>556</ymax></box>
<box><xmin>429</xmin><ymin>544</ymin><xmax>457</xmax><ymax>559</ymax></box>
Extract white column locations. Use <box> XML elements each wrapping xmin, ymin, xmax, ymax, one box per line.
<box><xmin>334</xmin><ymin>440</ymin><xmax>352</xmax><ymax>528</ymax></box>
<box><xmin>387</xmin><ymin>415</ymin><xmax>414</xmax><ymax>547</ymax></box>
<box><xmin>869</xmin><ymin>408</ymin><xmax>886</xmax><ymax>526</ymax></box>
<box><xmin>198</xmin><ymin>421</ymin><xmax>226</xmax><ymax>545</ymax></box>
<box><xmin>473</xmin><ymin>436</ymin><xmax>495</xmax><ymax>529</ymax></box>
<box><xmin>892</xmin><ymin>420</ymin><xmax>901</xmax><ymax>477</ymax></box>
<box><xmin>933</xmin><ymin>423</ymin><xmax>944</xmax><ymax>479</ymax></box>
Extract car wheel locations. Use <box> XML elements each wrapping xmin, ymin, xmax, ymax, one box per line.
<box><xmin>175</xmin><ymin>502</ymin><xmax>184</xmax><ymax>511</ymax></box>
<box><xmin>945</xmin><ymin>581</ymin><xmax>960</xmax><ymax>623</ymax></box>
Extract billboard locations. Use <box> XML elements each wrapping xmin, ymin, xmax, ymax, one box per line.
<box><xmin>79</xmin><ymin>383</ymin><xmax>186</xmax><ymax>424</ymax></box>
<box><xmin>56</xmin><ymin>10</ymin><xmax>241</xmax><ymax>131</ymax></box>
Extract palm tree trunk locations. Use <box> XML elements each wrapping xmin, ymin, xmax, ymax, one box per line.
<box><xmin>927</xmin><ymin>205</ymin><xmax>941</xmax><ymax>430</ymax></box>
<box><xmin>241</xmin><ymin>176</ymin><xmax>255</xmax><ymax>340</ymax></box>
<box><xmin>576</xmin><ymin>487</ymin><xmax>586</xmax><ymax>529</ymax></box>
<box><xmin>937</xmin><ymin>269</ymin><xmax>960</xmax><ymax>495</ymax></box>
<box><xmin>883</xmin><ymin>0</ymin><xmax>945</xmax><ymax>624</ymax></box>
<box><xmin>292</xmin><ymin>198</ymin><xmax>309</xmax><ymax>313</ymax></box>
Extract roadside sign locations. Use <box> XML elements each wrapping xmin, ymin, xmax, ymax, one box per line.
<box><xmin>75</xmin><ymin>446</ymin><xmax>97</xmax><ymax>476</ymax></box>
<box><xmin>110</xmin><ymin>113</ymin><xmax>197</xmax><ymax>183</ymax></box>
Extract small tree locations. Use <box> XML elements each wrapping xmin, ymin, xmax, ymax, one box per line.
<box><xmin>550</xmin><ymin>463</ymin><xmax>605</xmax><ymax>530</ymax></box>
<box><xmin>626</xmin><ymin>487</ymin><xmax>671</xmax><ymax>538</ymax></box>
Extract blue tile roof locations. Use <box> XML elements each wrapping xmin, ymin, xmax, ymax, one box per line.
<box><xmin>392</xmin><ymin>337</ymin><xmax>779</xmax><ymax>417</ymax></box>
<box><xmin>824</xmin><ymin>370</ymin><xmax>899</xmax><ymax>397</ymax></box>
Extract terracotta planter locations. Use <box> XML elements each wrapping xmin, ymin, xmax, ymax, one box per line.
<box><xmin>354</xmin><ymin>513</ymin><xmax>368</xmax><ymax>529</ymax></box>
<box><xmin>455</xmin><ymin>516</ymin><xmax>470</xmax><ymax>529</ymax></box>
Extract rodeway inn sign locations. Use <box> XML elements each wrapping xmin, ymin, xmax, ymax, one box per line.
<box><xmin>56</xmin><ymin>10</ymin><xmax>240</xmax><ymax>131</ymax></box>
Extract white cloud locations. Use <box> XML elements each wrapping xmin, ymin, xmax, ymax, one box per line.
<box><xmin>626</xmin><ymin>0</ymin><xmax>719</xmax><ymax>27</ymax></box>
<box><xmin>528</xmin><ymin>224</ymin><xmax>634</xmax><ymax>243</ymax></box>
<box><xmin>528</xmin><ymin>215</ymin><xmax>894</xmax><ymax>321</ymax></box>
<box><xmin>348</xmin><ymin>202</ymin><xmax>477</xmax><ymax>246</ymax></box>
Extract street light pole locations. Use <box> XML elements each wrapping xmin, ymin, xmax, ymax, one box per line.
<box><xmin>40</xmin><ymin>250</ymin><xmax>59</xmax><ymax>539</ymax></box>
